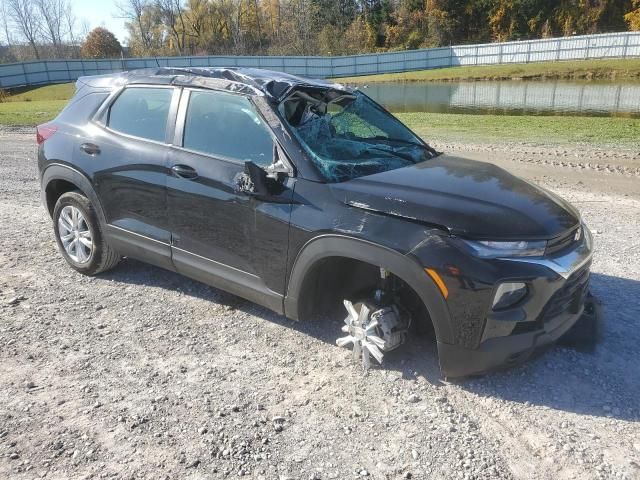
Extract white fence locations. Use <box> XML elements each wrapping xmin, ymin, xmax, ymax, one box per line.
<box><xmin>1</xmin><ymin>31</ymin><xmax>639</xmax><ymax>89</ymax></box>
<box><xmin>364</xmin><ymin>81</ymin><xmax>640</xmax><ymax>115</ymax></box>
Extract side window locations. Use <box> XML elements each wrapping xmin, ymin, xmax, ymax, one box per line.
<box><xmin>183</xmin><ymin>90</ymin><xmax>273</xmax><ymax>166</ymax></box>
<box><xmin>108</xmin><ymin>87</ymin><xmax>172</xmax><ymax>142</ymax></box>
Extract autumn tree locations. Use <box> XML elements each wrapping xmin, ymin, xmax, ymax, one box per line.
<box><xmin>271</xmin><ymin>0</ymin><xmax>320</xmax><ymax>54</ymax></box>
<box><xmin>118</xmin><ymin>0</ymin><xmax>156</xmax><ymax>55</ymax></box>
<box><xmin>343</xmin><ymin>15</ymin><xmax>376</xmax><ymax>53</ymax></box>
<box><xmin>422</xmin><ymin>0</ymin><xmax>466</xmax><ymax>46</ymax></box>
<box><xmin>626</xmin><ymin>0</ymin><xmax>640</xmax><ymax>29</ymax></box>
<box><xmin>123</xmin><ymin>3</ymin><xmax>166</xmax><ymax>56</ymax></box>
<box><xmin>81</xmin><ymin>27</ymin><xmax>122</xmax><ymax>58</ymax></box>
<box><xmin>385</xmin><ymin>0</ymin><xmax>428</xmax><ymax>50</ymax></box>
<box><xmin>109</xmin><ymin>0</ymin><xmax>640</xmax><ymax>57</ymax></box>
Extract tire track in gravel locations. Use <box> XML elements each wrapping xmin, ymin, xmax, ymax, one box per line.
<box><xmin>432</xmin><ymin>141</ymin><xmax>640</xmax><ymax>177</ymax></box>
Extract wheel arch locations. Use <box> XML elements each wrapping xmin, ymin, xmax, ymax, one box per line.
<box><xmin>41</xmin><ymin>164</ymin><xmax>107</xmax><ymax>225</ymax></box>
<box><xmin>284</xmin><ymin>234</ymin><xmax>454</xmax><ymax>344</ymax></box>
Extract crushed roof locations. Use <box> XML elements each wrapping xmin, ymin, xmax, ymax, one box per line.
<box><xmin>77</xmin><ymin>66</ymin><xmax>349</xmax><ymax>101</ymax></box>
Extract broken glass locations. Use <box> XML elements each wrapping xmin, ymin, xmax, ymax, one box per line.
<box><xmin>280</xmin><ymin>91</ymin><xmax>437</xmax><ymax>183</ymax></box>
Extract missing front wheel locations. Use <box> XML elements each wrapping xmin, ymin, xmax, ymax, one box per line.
<box><xmin>336</xmin><ymin>298</ymin><xmax>411</xmax><ymax>370</ymax></box>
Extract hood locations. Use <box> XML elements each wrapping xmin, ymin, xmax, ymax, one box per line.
<box><xmin>330</xmin><ymin>155</ymin><xmax>580</xmax><ymax>240</ymax></box>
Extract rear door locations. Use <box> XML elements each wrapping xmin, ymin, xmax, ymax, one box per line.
<box><xmin>167</xmin><ymin>88</ymin><xmax>294</xmax><ymax>311</ymax></box>
<box><xmin>90</xmin><ymin>85</ymin><xmax>180</xmax><ymax>269</ymax></box>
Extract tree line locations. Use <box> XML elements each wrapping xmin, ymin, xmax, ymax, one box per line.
<box><xmin>1</xmin><ymin>0</ymin><xmax>85</xmax><ymax>61</ymax></box>
<box><xmin>117</xmin><ymin>0</ymin><xmax>640</xmax><ymax>56</ymax></box>
<box><xmin>1</xmin><ymin>0</ymin><xmax>640</xmax><ymax>62</ymax></box>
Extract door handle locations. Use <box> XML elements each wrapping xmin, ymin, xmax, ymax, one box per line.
<box><xmin>171</xmin><ymin>164</ymin><xmax>198</xmax><ymax>180</ymax></box>
<box><xmin>80</xmin><ymin>143</ymin><xmax>100</xmax><ymax>155</ymax></box>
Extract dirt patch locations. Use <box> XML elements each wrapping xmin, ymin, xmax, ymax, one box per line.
<box><xmin>1</xmin><ymin>131</ymin><xmax>639</xmax><ymax>479</ymax></box>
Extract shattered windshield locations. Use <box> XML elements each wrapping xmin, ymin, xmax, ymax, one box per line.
<box><xmin>279</xmin><ymin>90</ymin><xmax>438</xmax><ymax>183</ymax></box>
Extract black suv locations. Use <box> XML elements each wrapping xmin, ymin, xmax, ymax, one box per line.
<box><xmin>37</xmin><ymin>67</ymin><xmax>594</xmax><ymax>377</ymax></box>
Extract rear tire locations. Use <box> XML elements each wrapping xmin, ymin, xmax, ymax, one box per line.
<box><xmin>52</xmin><ymin>191</ymin><xmax>120</xmax><ymax>275</ymax></box>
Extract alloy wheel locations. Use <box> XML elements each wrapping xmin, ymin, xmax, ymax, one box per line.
<box><xmin>58</xmin><ymin>205</ymin><xmax>93</xmax><ymax>264</ymax></box>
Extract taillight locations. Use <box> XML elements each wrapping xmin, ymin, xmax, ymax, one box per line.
<box><xmin>36</xmin><ymin>124</ymin><xmax>58</xmax><ymax>145</ymax></box>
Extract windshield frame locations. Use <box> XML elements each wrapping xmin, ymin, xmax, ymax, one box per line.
<box><xmin>276</xmin><ymin>88</ymin><xmax>434</xmax><ymax>184</ymax></box>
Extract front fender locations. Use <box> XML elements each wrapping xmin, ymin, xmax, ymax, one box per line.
<box><xmin>284</xmin><ymin>234</ymin><xmax>454</xmax><ymax>345</ymax></box>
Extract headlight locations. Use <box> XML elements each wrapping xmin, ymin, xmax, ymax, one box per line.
<box><xmin>458</xmin><ymin>239</ymin><xmax>546</xmax><ymax>258</ymax></box>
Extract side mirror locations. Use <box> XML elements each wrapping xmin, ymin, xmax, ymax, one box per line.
<box><xmin>236</xmin><ymin>144</ymin><xmax>290</xmax><ymax>198</ymax></box>
<box><xmin>264</xmin><ymin>143</ymin><xmax>291</xmax><ymax>180</ymax></box>
<box><xmin>236</xmin><ymin>160</ymin><xmax>287</xmax><ymax>198</ymax></box>
<box><xmin>242</xmin><ymin>160</ymin><xmax>271</xmax><ymax>197</ymax></box>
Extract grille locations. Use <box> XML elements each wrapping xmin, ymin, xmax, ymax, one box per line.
<box><xmin>545</xmin><ymin>226</ymin><xmax>580</xmax><ymax>256</ymax></box>
<box><xmin>541</xmin><ymin>262</ymin><xmax>591</xmax><ymax>323</ymax></box>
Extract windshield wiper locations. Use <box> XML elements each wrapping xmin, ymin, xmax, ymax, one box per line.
<box><xmin>365</xmin><ymin>145</ymin><xmax>418</xmax><ymax>163</ymax></box>
<box><xmin>371</xmin><ymin>136</ymin><xmax>440</xmax><ymax>156</ymax></box>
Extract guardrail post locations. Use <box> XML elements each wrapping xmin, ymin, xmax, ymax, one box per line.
<box><xmin>623</xmin><ymin>33</ymin><xmax>630</xmax><ymax>58</ymax></box>
<box><xmin>21</xmin><ymin>61</ymin><xmax>27</xmax><ymax>87</ymax></box>
<box><xmin>585</xmin><ymin>36</ymin><xmax>590</xmax><ymax>60</ymax></box>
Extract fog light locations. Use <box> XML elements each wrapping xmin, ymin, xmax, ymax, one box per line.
<box><xmin>492</xmin><ymin>282</ymin><xmax>528</xmax><ymax>310</ymax></box>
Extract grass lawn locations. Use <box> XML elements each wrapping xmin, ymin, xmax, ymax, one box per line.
<box><xmin>0</xmin><ymin>82</ymin><xmax>75</xmax><ymax>125</ymax></box>
<box><xmin>0</xmin><ymin>99</ymin><xmax>69</xmax><ymax>126</ymax></box>
<box><xmin>336</xmin><ymin>58</ymin><xmax>640</xmax><ymax>83</ymax></box>
<box><xmin>3</xmin><ymin>82</ymin><xmax>76</xmax><ymax>102</ymax></box>
<box><xmin>398</xmin><ymin>112</ymin><xmax>640</xmax><ymax>146</ymax></box>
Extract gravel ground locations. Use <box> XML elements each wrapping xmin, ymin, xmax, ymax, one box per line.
<box><xmin>0</xmin><ymin>128</ymin><xmax>639</xmax><ymax>480</ymax></box>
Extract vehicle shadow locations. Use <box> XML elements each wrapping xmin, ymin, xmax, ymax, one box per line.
<box><xmin>404</xmin><ymin>272</ymin><xmax>640</xmax><ymax>423</ymax></box>
<box><xmin>101</xmin><ymin>261</ymin><xmax>639</xmax><ymax>422</ymax></box>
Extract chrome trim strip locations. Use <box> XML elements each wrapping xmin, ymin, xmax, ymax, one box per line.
<box><xmin>107</xmin><ymin>224</ymin><xmax>169</xmax><ymax>246</ymax></box>
<box><xmin>500</xmin><ymin>225</ymin><xmax>593</xmax><ymax>279</ymax></box>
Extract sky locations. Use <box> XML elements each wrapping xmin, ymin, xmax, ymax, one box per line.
<box><xmin>70</xmin><ymin>0</ymin><xmax>129</xmax><ymax>45</ymax></box>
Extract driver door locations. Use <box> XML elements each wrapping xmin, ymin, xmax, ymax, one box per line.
<box><xmin>167</xmin><ymin>89</ymin><xmax>294</xmax><ymax>311</ymax></box>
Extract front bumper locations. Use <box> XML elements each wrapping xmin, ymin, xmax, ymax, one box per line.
<box><xmin>438</xmin><ymin>294</ymin><xmax>598</xmax><ymax>378</ymax></box>
<box><xmin>432</xmin><ymin>226</ymin><xmax>595</xmax><ymax>378</ymax></box>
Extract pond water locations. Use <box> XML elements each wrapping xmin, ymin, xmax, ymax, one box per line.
<box><xmin>356</xmin><ymin>80</ymin><xmax>640</xmax><ymax>117</ymax></box>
